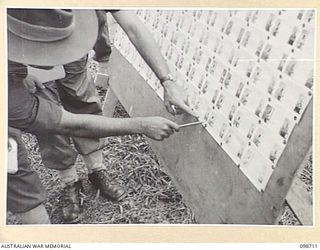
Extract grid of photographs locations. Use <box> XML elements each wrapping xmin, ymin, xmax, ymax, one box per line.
<box><xmin>113</xmin><ymin>9</ymin><xmax>315</xmax><ymax>192</ymax></box>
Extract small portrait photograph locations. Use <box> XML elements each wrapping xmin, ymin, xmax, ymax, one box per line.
<box><xmin>251</xmin><ymin>124</ymin><xmax>286</xmax><ymax>165</ymax></box>
<box><xmin>240</xmin><ymin>146</ymin><xmax>274</xmax><ymax>192</ymax></box>
<box><xmin>232</xmin><ymin>106</ymin><xmax>259</xmax><ymax>139</ymax></box>
<box><xmin>215</xmin><ymin>89</ymin><xmax>238</xmax><ymax>116</ymax></box>
<box><xmin>222</xmin><ymin>128</ymin><xmax>247</xmax><ymax>164</ymax></box>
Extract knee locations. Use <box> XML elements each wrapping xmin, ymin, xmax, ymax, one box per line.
<box><xmin>40</xmin><ymin>148</ymin><xmax>77</xmax><ymax>170</ymax></box>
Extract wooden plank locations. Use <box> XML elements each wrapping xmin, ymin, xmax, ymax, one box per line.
<box><xmin>107</xmin><ymin>49</ymin><xmax>313</xmax><ymax>224</ymax></box>
<box><xmin>95</xmin><ymin>62</ymin><xmax>110</xmax><ymax>89</ymax></box>
<box><xmin>102</xmin><ymin>87</ymin><xmax>118</xmax><ymax>117</ymax></box>
<box><xmin>90</xmin><ymin>61</ymin><xmax>118</xmax><ymax>117</ymax></box>
<box><xmin>285</xmin><ymin>147</ymin><xmax>313</xmax><ymax>225</ymax></box>
<box><xmin>286</xmin><ymin>178</ymin><xmax>313</xmax><ymax>225</ymax></box>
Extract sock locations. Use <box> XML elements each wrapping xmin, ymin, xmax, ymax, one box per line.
<box><xmin>57</xmin><ymin>166</ymin><xmax>79</xmax><ymax>185</ymax></box>
<box><xmin>82</xmin><ymin>150</ymin><xmax>106</xmax><ymax>173</ymax></box>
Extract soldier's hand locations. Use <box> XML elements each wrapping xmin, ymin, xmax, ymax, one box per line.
<box><xmin>140</xmin><ymin>117</ymin><xmax>179</xmax><ymax>141</ymax></box>
<box><xmin>23</xmin><ymin>75</ymin><xmax>45</xmax><ymax>94</ymax></box>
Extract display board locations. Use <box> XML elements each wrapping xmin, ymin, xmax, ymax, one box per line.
<box><xmin>113</xmin><ymin>9</ymin><xmax>315</xmax><ymax>192</ymax></box>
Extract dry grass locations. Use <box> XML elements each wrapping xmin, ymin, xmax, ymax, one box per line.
<box><xmin>7</xmin><ymin>103</ymin><xmax>194</xmax><ymax>224</ymax></box>
<box><xmin>278</xmin><ymin>151</ymin><xmax>313</xmax><ymax>226</ymax></box>
<box><xmin>300</xmin><ymin>153</ymin><xmax>313</xmax><ymax>194</ymax></box>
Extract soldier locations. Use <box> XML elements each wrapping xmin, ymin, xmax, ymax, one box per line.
<box><xmin>8</xmin><ymin>9</ymin><xmax>194</xmax><ymax>223</ymax></box>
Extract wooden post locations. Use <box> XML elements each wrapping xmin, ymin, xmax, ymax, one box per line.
<box><xmin>285</xmin><ymin>148</ymin><xmax>313</xmax><ymax>225</ymax></box>
<box><xmin>95</xmin><ymin>62</ymin><xmax>110</xmax><ymax>89</ymax></box>
<box><xmin>102</xmin><ymin>87</ymin><xmax>119</xmax><ymax>117</ymax></box>
<box><xmin>95</xmin><ymin>62</ymin><xmax>119</xmax><ymax>117</ymax></box>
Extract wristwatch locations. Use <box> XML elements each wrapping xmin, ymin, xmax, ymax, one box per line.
<box><xmin>160</xmin><ymin>73</ymin><xmax>175</xmax><ymax>84</ymax></box>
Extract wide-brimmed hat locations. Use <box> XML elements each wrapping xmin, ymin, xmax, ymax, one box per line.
<box><xmin>7</xmin><ymin>9</ymin><xmax>98</xmax><ymax>66</ymax></box>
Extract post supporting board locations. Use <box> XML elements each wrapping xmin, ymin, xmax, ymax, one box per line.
<box><xmin>285</xmin><ymin>147</ymin><xmax>313</xmax><ymax>225</ymax></box>
<box><xmin>107</xmin><ymin>49</ymin><xmax>313</xmax><ymax>224</ymax></box>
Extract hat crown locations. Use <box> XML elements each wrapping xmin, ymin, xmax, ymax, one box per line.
<box><xmin>7</xmin><ymin>9</ymin><xmax>75</xmax><ymax>42</ymax></box>
<box><xmin>8</xmin><ymin>9</ymin><xmax>98</xmax><ymax>66</ymax></box>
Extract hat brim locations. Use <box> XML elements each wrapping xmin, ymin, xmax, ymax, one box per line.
<box><xmin>8</xmin><ymin>10</ymin><xmax>98</xmax><ymax>66</ymax></box>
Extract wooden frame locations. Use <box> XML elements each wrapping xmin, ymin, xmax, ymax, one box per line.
<box><xmin>102</xmin><ymin>49</ymin><xmax>313</xmax><ymax>225</ymax></box>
